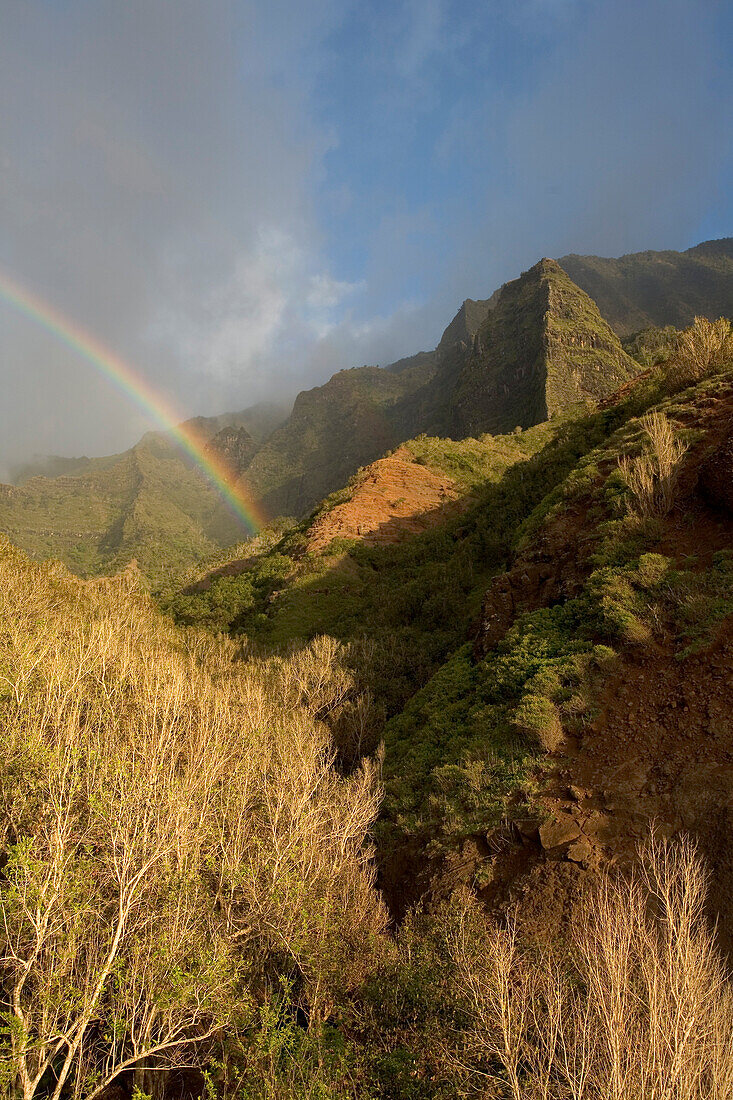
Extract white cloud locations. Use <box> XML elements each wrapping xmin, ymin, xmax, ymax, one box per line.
<box><xmin>153</xmin><ymin>227</ymin><xmax>366</xmax><ymax>400</ymax></box>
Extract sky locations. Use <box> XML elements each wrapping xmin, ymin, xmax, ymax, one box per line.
<box><xmin>1</xmin><ymin>0</ymin><xmax>731</xmax><ymax>473</ymax></box>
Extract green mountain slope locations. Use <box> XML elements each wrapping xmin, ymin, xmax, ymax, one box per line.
<box><xmin>166</xmin><ymin>318</ymin><xmax>733</xmax><ymax>924</ymax></box>
<box><xmin>0</xmin><ymin>402</ymin><xmax>290</xmax><ymax>587</ymax></box>
<box><xmin>560</xmin><ymin>237</ymin><xmax>733</xmax><ymax>336</ymax></box>
<box><xmin>447</xmin><ymin>259</ymin><xmax>638</xmax><ymax>436</ymax></box>
<box><xmin>0</xmin><ymin>436</ymin><xmax>228</xmax><ymax>586</ymax></box>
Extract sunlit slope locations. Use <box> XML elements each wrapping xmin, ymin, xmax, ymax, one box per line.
<box><xmin>0</xmin><ymin>536</ymin><xmax>385</xmax><ymax>1095</ymax></box>
<box><xmin>0</xmin><ymin>403</ymin><xmax>289</xmax><ymax>587</ymax></box>
<box><xmin>0</xmin><ymin>436</ymin><xmax>228</xmax><ymax>585</ymax></box>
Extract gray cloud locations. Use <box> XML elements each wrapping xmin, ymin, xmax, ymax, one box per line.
<box><xmin>0</xmin><ymin>0</ymin><xmax>344</xmax><ymax>471</ymax></box>
<box><xmin>433</xmin><ymin>0</ymin><xmax>732</xmax><ymax>313</ymax></box>
<box><xmin>339</xmin><ymin>0</ymin><xmax>731</xmax><ymax>350</ymax></box>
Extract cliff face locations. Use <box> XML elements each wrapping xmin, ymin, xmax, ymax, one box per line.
<box><xmin>437</xmin><ymin>295</ymin><xmax>498</xmax><ymax>351</ymax></box>
<box><xmin>448</xmin><ymin>259</ymin><xmax>638</xmax><ymax>436</ymax></box>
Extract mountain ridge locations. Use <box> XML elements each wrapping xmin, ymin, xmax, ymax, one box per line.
<box><xmin>2</xmin><ymin>239</ymin><xmax>731</xmax><ymax>584</ymax></box>
<box><xmin>560</xmin><ymin>237</ymin><xmax>733</xmax><ymax>335</ymax></box>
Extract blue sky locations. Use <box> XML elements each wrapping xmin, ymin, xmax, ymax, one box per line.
<box><xmin>312</xmin><ymin>0</ymin><xmax>732</xmax><ymax>312</ymax></box>
<box><xmin>0</xmin><ymin>0</ymin><xmax>731</xmax><ymax>467</ymax></box>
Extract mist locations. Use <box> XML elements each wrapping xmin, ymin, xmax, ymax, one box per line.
<box><xmin>1</xmin><ymin>0</ymin><xmax>730</xmax><ymax>476</ymax></box>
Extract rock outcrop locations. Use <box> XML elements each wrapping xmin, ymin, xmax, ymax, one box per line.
<box><xmin>207</xmin><ymin>425</ymin><xmax>257</xmax><ymax>471</ymax></box>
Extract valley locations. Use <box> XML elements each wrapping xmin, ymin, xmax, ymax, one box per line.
<box><xmin>3</xmin><ymin>240</ymin><xmax>733</xmax><ymax>1099</ymax></box>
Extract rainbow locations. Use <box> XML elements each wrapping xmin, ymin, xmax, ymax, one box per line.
<box><xmin>0</xmin><ymin>269</ymin><xmax>266</xmax><ymax>533</ymax></box>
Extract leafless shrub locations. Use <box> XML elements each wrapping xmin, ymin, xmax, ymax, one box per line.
<box><xmin>448</xmin><ymin>832</ymin><xmax>733</xmax><ymax>1099</ymax></box>
<box><xmin>669</xmin><ymin>316</ymin><xmax>733</xmax><ymax>387</ymax></box>
<box><xmin>619</xmin><ymin>410</ymin><xmax>687</xmax><ymax>517</ymax></box>
<box><xmin>0</xmin><ymin>539</ymin><xmax>386</xmax><ymax>1099</ymax></box>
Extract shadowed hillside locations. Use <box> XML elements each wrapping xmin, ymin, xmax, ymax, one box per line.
<box><xmin>560</xmin><ymin>237</ymin><xmax>733</xmax><ymax>335</ymax></box>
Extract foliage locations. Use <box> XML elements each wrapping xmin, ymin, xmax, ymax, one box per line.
<box><xmin>162</xmin><ymin>552</ymin><xmax>294</xmax><ymax>633</ymax></box>
<box><xmin>0</xmin><ymin>540</ymin><xmax>385</xmax><ymax>1099</ymax></box>
<box><xmin>622</xmin><ymin>324</ymin><xmax>679</xmax><ymax>367</ymax></box>
<box><xmin>668</xmin><ymin>315</ymin><xmax>733</xmax><ymax>387</ymax></box>
<box><xmin>446</xmin><ymin>834</ymin><xmax>733</xmax><ymax>1099</ymax></box>
<box><xmin>380</xmin><ymin>601</ymin><xmax>614</xmax><ymax>852</ymax></box>
<box><xmin>166</xmin><ymin>358</ymin><xmax>731</xmax><ymax>856</ymax></box>
<box><xmin>617</xmin><ymin>410</ymin><xmax>688</xmax><ymax>518</ymax></box>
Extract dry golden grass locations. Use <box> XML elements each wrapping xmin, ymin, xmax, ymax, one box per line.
<box><xmin>448</xmin><ymin>832</ymin><xmax>733</xmax><ymax>1099</ymax></box>
<box><xmin>619</xmin><ymin>410</ymin><xmax>687</xmax><ymax>518</ymax></box>
<box><xmin>670</xmin><ymin>316</ymin><xmax>733</xmax><ymax>387</ymax></box>
<box><xmin>0</xmin><ymin>539</ymin><xmax>386</xmax><ymax>1100</ymax></box>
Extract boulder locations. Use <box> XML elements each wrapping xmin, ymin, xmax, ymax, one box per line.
<box><xmin>539</xmin><ymin>814</ymin><xmax>582</xmax><ymax>851</ymax></box>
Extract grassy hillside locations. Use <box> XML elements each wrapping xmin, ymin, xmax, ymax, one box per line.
<box><xmin>0</xmin><ymin>435</ymin><xmax>242</xmax><ymax>587</ymax></box>
<box><xmin>5</xmin><ymin>321</ymin><xmax>733</xmax><ymax>1100</ymax></box>
<box><xmin>0</xmin><ymin>403</ymin><xmax>290</xmax><ymax>588</ymax></box>
<box><xmin>561</xmin><ymin>237</ymin><xmax>733</xmax><ymax>336</ymax></box>
<box><xmin>164</xmin><ymin>387</ymin><xmax>661</xmax><ymax>772</ymax></box>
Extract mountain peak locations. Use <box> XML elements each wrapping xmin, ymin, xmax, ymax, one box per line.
<box><xmin>438</xmin><ymin>295</ymin><xmax>497</xmax><ymax>351</ymax></box>
<box><xmin>449</xmin><ymin>260</ymin><xmax>639</xmax><ymax>436</ymax></box>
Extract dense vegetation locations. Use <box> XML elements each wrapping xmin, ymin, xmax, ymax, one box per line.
<box><xmin>0</xmin><ymin>541</ymin><xmax>385</xmax><ymax>1099</ymax></box>
<box><xmin>4</xmin><ymin>536</ymin><xmax>733</xmax><ymax>1099</ymax></box>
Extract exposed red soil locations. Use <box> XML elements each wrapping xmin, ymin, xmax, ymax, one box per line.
<box><xmin>472</xmin><ymin>616</ymin><xmax>733</xmax><ymax>951</ymax></box>
<box><xmin>598</xmin><ymin>366</ymin><xmax>655</xmax><ymax>408</ymax></box>
<box><xmin>306</xmin><ymin>447</ymin><xmax>465</xmax><ymax>552</ymax></box>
